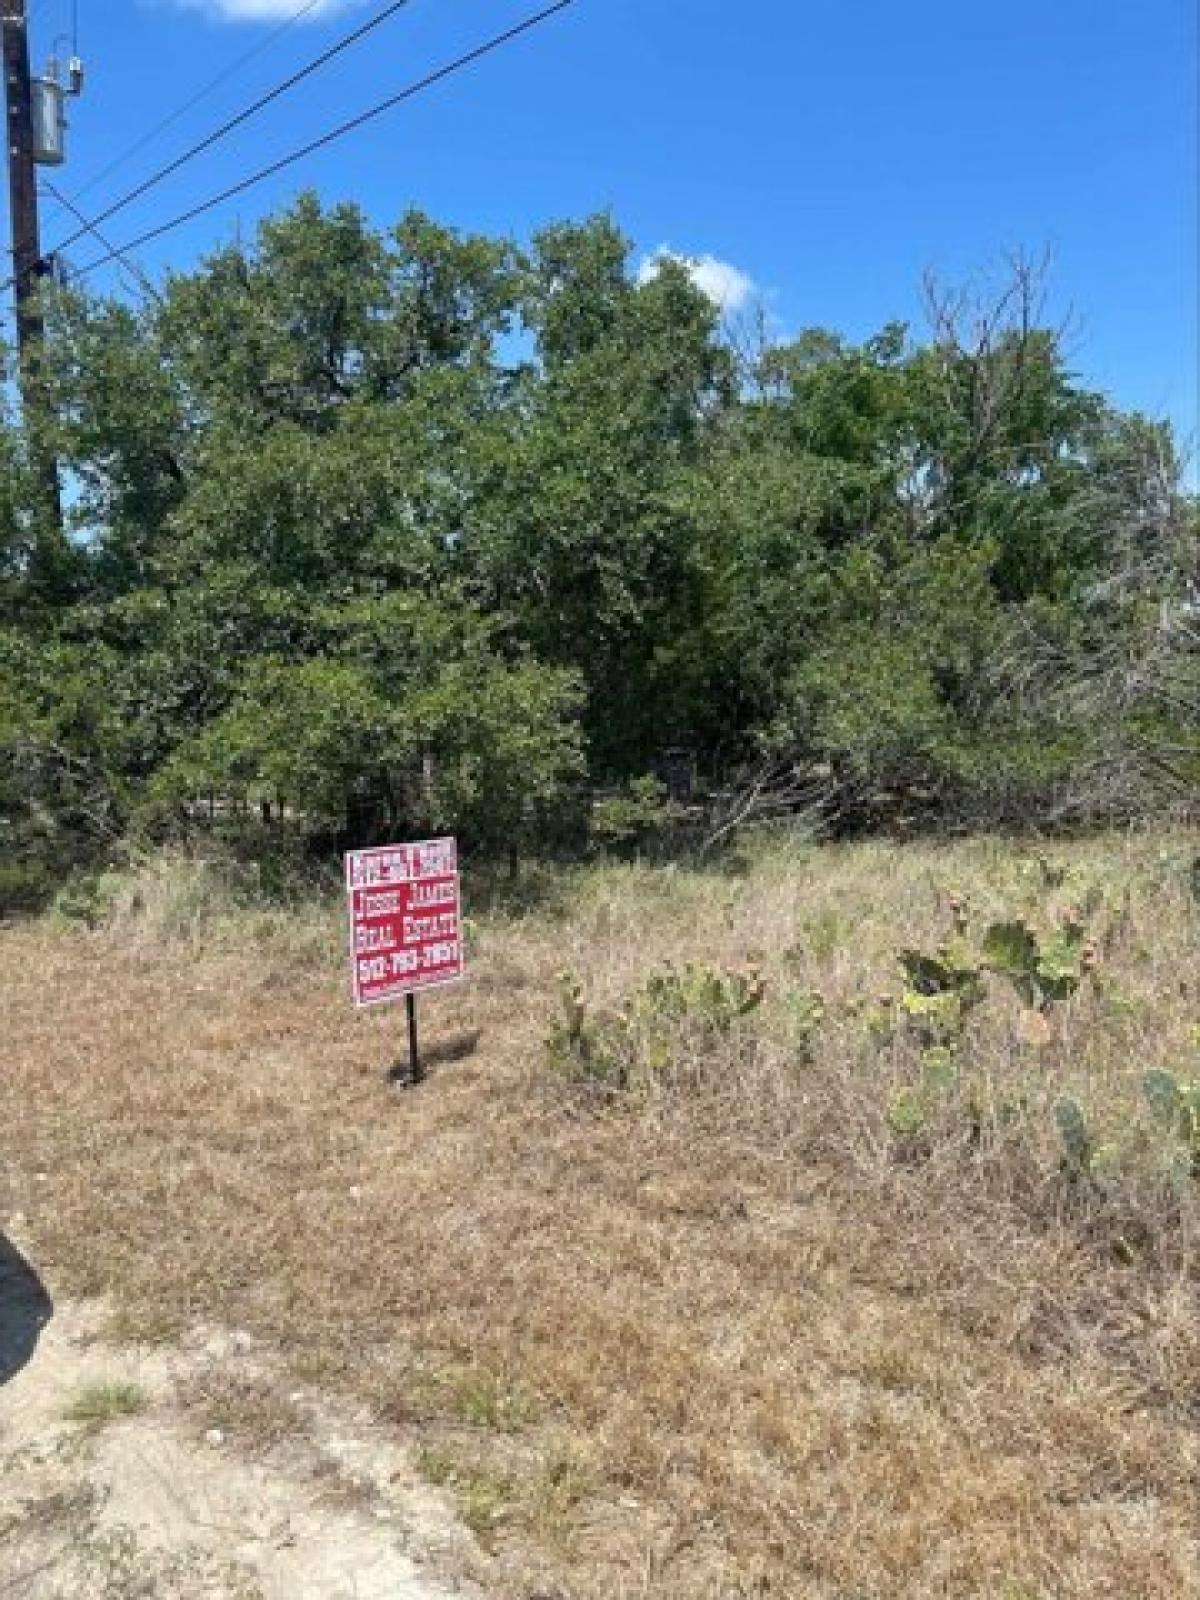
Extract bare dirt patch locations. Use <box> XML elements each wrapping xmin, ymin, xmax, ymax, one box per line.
<box><xmin>0</xmin><ymin>1271</ymin><xmax>476</xmax><ymax>1598</ymax></box>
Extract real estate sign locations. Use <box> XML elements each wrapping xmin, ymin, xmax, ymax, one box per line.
<box><xmin>345</xmin><ymin>838</ymin><xmax>464</xmax><ymax>1008</ymax></box>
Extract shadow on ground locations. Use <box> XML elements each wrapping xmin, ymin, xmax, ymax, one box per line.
<box><xmin>424</xmin><ymin>1029</ymin><xmax>483</xmax><ymax>1069</ymax></box>
<box><xmin>0</xmin><ymin>1234</ymin><xmax>53</xmax><ymax>1388</ymax></box>
<box><xmin>388</xmin><ymin>1029</ymin><xmax>483</xmax><ymax>1088</ymax></box>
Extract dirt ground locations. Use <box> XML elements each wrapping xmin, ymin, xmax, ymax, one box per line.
<box><xmin>0</xmin><ymin>1232</ymin><xmax>478</xmax><ymax>1598</ymax></box>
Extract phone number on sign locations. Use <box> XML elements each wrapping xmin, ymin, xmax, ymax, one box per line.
<box><xmin>356</xmin><ymin>939</ymin><xmax>461</xmax><ymax>987</ymax></box>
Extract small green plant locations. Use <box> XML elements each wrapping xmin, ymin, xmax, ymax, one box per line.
<box><xmin>545</xmin><ymin>971</ymin><xmax>630</xmax><ymax>1091</ymax></box>
<box><xmin>527</xmin><ymin>1441</ymin><xmax>595</xmax><ymax>1537</ymax></box>
<box><xmin>62</xmin><ymin>1379</ymin><xmax>146</xmax><ymax>1429</ymax></box>
<box><xmin>887</xmin><ymin>1086</ymin><xmax>927</xmax><ymax>1139</ymax></box>
<box><xmin>788</xmin><ymin>910</ymin><xmax>845</xmax><ymax>963</ymax></box>
<box><xmin>782</xmin><ymin>987</ymin><xmax>826</xmax><ymax>1062</ymax></box>
<box><xmin>450</xmin><ymin>1367</ymin><xmax>536</xmax><ymax>1432</ymax></box>
<box><xmin>415</xmin><ymin>1447</ymin><xmax>515</xmax><ymax>1547</ymax></box>
<box><xmin>640</xmin><ymin>962</ymin><xmax>766</xmax><ymax>1029</ymax></box>
<box><xmin>919</xmin><ymin>1044</ymin><xmax>958</xmax><ymax>1092</ymax></box>
<box><xmin>590</xmin><ymin>776</ymin><xmax>681</xmax><ymax>852</ymax></box>
<box><xmin>1051</xmin><ymin>1097</ymin><xmax>1122</xmax><ymax>1181</ymax></box>
<box><xmin>886</xmin><ymin>1046</ymin><xmax>961</xmax><ymax>1142</ymax></box>
<box><xmin>546</xmin><ymin>962</ymin><xmax>765</xmax><ymax>1095</ymax></box>
<box><xmin>1054</xmin><ymin>1097</ymin><xmax>1093</xmax><ymax>1179</ymax></box>
<box><xmin>1142</xmin><ymin>1069</ymin><xmax>1200</xmax><ymax>1176</ymax></box>
<box><xmin>51</xmin><ymin>870</ymin><xmax>127</xmax><ymax>928</ymax></box>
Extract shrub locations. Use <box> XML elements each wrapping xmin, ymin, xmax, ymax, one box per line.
<box><xmin>590</xmin><ymin>776</ymin><xmax>682</xmax><ymax>855</ymax></box>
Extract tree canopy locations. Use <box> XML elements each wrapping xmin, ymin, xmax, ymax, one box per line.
<box><xmin>1</xmin><ymin>197</ymin><xmax>1194</xmax><ymax>903</ymax></box>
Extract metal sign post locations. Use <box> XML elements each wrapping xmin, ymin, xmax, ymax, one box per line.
<box><xmin>345</xmin><ymin>838</ymin><xmax>465</xmax><ymax>1086</ymax></box>
<box><xmin>406</xmin><ymin>992</ymin><xmax>421</xmax><ymax>1085</ymax></box>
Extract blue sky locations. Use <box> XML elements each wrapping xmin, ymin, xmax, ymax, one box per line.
<box><xmin>22</xmin><ymin>0</ymin><xmax>1199</xmax><ymax>461</ymax></box>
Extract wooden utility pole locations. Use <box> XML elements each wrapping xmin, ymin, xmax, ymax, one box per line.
<box><xmin>3</xmin><ymin>0</ymin><xmax>45</xmax><ymax>382</ymax></box>
<box><xmin>2</xmin><ymin>0</ymin><xmax>61</xmax><ymax>534</ymax></box>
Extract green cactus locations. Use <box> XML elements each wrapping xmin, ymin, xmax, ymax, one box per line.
<box><xmin>980</xmin><ymin>919</ymin><xmax>1039</xmax><ymax>981</ymax></box>
<box><xmin>885</xmin><ymin>1046</ymin><xmax>960</xmax><ymax>1146</ymax></box>
<box><xmin>898</xmin><ymin>938</ymin><xmax>985</xmax><ymax>1045</ymax></box>
<box><xmin>1054</xmin><ymin>1097</ymin><xmax>1093</xmax><ymax>1178</ymax></box>
<box><xmin>901</xmin><ymin>940</ymin><xmax>984</xmax><ymax>1000</ymax></box>
<box><xmin>887</xmin><ymin>1088</ymin><xmax>927</xmax><ymax>1138</ymax></box>
<box><xmin>980</xmin><ymin>915</ymin><xmax>1091</xmax><ymax>1011</ymax></box>
<box><xmin>1142</xmin><ymin>1069</ymin><xmax>1181</xmax><ymax>1126</ymax></box>
<box><xmin>546</xmin><ymin>961</ymin><xmax>767</xmax><ymax>1095</ymax></box>
<box><xmin>1141</xmin><ymin>1069</ymin><xmax>1200</xmax><ymax>1174</ymax></box>
<box><xmin>639</xmin><ymin>961</ymin><xmax>765</xmax><ymax>1032</ymax></box>
<box><xmin>919</xmin><ymin>1046</ymin><xmax>958</xmax><ymax>1093</ymax></box>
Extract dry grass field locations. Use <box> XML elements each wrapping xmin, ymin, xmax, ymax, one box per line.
<box><xmin>2</xmin><ymin>832</ymin><xmax>1198</xmax><ymax>1598</ymax></box>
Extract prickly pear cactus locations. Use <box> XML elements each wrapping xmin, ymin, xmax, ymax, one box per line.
<box><xmin>981</xmin><ymin>914</ymin><xmax>1091</xmax><ymax>1011</ymax></box>
<box><xmin>1142</xmin><ymin>1069</ymin><xmax>1200</xmax><ymax>1175</ymax></box>
<box><xmin>1054</xmin><ymin>1097</ymin><xmax>1093</xmax><ymax>1178</ymax></box>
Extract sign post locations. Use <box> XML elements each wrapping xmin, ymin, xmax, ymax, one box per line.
<box><xmin>406</xmin><ymin>993</ymin><xmax>420</xmax><ymax>1084</ymax></box>
<box><xmin>345</xmin><ymin>837</ymin><xmax>465</xmax><ymax>1085</ymax></box>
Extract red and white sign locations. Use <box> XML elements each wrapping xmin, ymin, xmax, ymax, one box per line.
<box><xmin>345</xmin><ymin>837</ymin><xmax>464</xmax><ymax>1008</ymax></box>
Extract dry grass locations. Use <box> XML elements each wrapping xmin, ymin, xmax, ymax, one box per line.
<box><xmin>2</xmin><ymin>833</ymin><xmax>1198</xmax><ymax>1598</ymax></box>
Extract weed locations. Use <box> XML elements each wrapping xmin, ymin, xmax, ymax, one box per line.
<box><xmin>526</xmin><ymin>1441</ymin><xmax>595</xmax><ymax>1537</ymax></box>
<box><xmin>449</xmin><ymin>1366</ymin><xmax>537</xmax><ymax>1432</ymax></box>
<box><xmin>794</xmin><ymin>909</ymin><xmax>846</xmax><ymax>962</ymax></box>
<box><xmin>415</xmin><ymin>1446</ymin><xmax>515</xmax><ymax>1548</ymax></box>
<box><xmin>62</xmin><ymin>1379</ymin><xmax>146</xmax><ymax>1429</ymax></box>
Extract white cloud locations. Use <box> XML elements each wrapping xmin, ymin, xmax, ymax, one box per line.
<box><xmin>174</xmin><ymin>0</ymin><xmax>347</xmax><ymax>22</ymax></box>
<box><xmin>638</xmin><ymin>246</ymin><xmax>757</xmax><ymax>313</ymax></box>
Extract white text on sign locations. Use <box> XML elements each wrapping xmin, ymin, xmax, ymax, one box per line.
<box><xmin>344</xmin><ymin>838</ymin><xmax>465</xmax><ymax>1007</ymax></box>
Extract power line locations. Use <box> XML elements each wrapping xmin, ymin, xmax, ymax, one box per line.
<box><xmin>47</xmin><ymin>0</ymin><xmax>417</xmax><ymax>257</ymax></box>
<box><xmin>69</xmin><ymin>2</ymin><xmax>575</xmax><ymax>285</ymax></box>
<box><xmin>39</xmin><ymin>177</ymin><xmax>161</xmax><ymax>301</ymax></box>
<box><xmin>45</xmin><ymin>0</ymin><xmax>328</xmax><ymax>227</ymax></box>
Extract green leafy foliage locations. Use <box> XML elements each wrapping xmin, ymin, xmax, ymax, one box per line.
<box><xmin>0</xmin><ymin>195</ymin><xmax>1194</xmax><ymax>896</ymax></box>
<box><xmin>590</xmin><ymin>777</ymin><xmax>682</xmax><ymax>852</ymax></box>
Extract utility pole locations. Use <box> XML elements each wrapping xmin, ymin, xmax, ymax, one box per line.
<box><xmin>2</xmin><ymin>0</ymin><xmax>43</xmax><ymax>374</ymax></box>
<box><xmin>2</xmin><ymin>0</ymin><xmax>63</xmax><ymax>534</ymax></box>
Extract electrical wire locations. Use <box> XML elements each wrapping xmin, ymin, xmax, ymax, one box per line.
<box><xmin>68</xmin><ymin>1</ymin><xmax>575</xmax><ymax>285</ymax></box>
<box><xmin>39</xmin><ymin>177</ymin><xmax>161</xmax><ymax>301</ymax></box>
<box><xmin>47</xmin><ymin>0</ymin><xmax>417</xmax><ymax>256</ymax></box>
<box><xmin>46</xmin><ymin>0</ymin><xmax>328</xmax><ymax>224</ymax></box>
